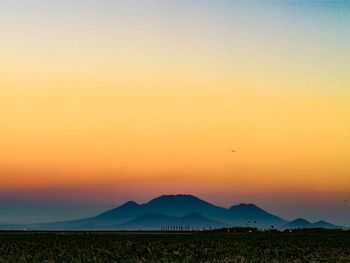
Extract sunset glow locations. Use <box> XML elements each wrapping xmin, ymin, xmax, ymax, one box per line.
<box><xmin>0</xmin><ymin>1</ymin><xmax>349</xmax><ymax>225</ymax></box>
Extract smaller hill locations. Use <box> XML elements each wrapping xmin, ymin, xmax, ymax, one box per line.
<box><xmin>227</xmin><ymin>203</ymin><xmax>287</xmax><ymax>228</ymax></box>
<box><xmin>313</xmin><ymin>220</ymin><xmax>341</xmax><ymax>229</ymax></box>
<box><xmin>282</xmin><ymin>218</ymin><xmax>341</xmax><ymax>230</ymax></box>
<box><xmin>283</xmin><ymin>218</ymin><xmax>314</xmax><ymax>229</ymax></box>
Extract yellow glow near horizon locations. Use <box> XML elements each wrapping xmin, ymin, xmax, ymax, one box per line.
<box><xmin>1</xmin><ymin>1</ymin><xmax>349</xmax><ymax>201</ymax></box>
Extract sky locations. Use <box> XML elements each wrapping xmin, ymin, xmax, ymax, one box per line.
<box><xmin>0</xmin><ymin>0</ymin><xmax>350</xmax><ymax>226</ymax></box>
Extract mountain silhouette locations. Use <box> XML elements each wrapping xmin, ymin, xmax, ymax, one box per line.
<box><xmin>92</xmin><ymin>200</ymin><xmax>141</xmax><ymax>225</ymax></box>
<box><xmin>226</xmin><ymin>203</ymin><xmax>286</xmax><ymax>228</ymax></box>
<box><xmin>313</xmin><ymin>220</ymin><xmax>341</xmax><ymax>229</ymax></box>
<box><xmin>282</xmin><ymin>218</ymin><xmax>314</xmax><ymax>229</ymax></box>
<box><xmin>0</xmin><ymin>194</ymin><xmax>344</xmax><ymax>230</ymax></box>
<box><xmin>89</xmin><ymin>195</ymin><xmax>286</xmax><ymax>229</ymax></box>
<box><xmin>282</xmin><ymin>218</ymin><xmax>342</xmax><ymax>230</ymax></box>
<box><xmin>140</xmin><ymin>195</ymin><xmax>225</xmax><ymax>216</ymax></box>
<box><xmin>76</xmin><ymin>194</ymin><xmax>225</xmax><ymax>228</ymax></box>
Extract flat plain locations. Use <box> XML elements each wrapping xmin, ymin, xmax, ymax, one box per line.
<box><xmin>0</xmin><ymin>231</ymin><xmax>349</xmax><ymax>262</ymax></box>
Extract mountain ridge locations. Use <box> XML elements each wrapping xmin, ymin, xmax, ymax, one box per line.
<box><xmin>0</xmin><ymin>194</ymin><xmax>343</xmax><ymax>230</ymax></box>
<box><xmin>282</xmin><ymin>218</ymin><xmax>342</xmax><ymax>230</ymax></box>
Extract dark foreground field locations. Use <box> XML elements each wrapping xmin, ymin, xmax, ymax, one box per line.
<box><xmin>0</xmin><ymin>231</ymin><xmax>350</xmax><ymax>263</ymax></box>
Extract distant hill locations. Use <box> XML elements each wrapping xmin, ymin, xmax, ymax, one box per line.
<box><xmin>282</xmin><ymin>218</ymin><xmax>342</xmax><ymax>230</ymax></box>
<box><xmin>282</xmin><ymin>218</ymin><xmax>314</xmax><ymax>229</ymax></box>
<box><xmin>313</xmin><ymin>220</ymin><xmax>341</xmax><ymax>229</ymax></box>
<box><xmin>226</xmin><ymin>203</ymin><xmax>287</xmax><ymax>228</ymax></box>
<box><xmin>0</xmin><ymin>194</ymin><xmax>343</xmax><ymax>230</ymax></box>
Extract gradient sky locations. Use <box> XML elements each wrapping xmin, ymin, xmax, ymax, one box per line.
<box><xmin>0</xmin><ymin>0</ymin><xmax>350</xmax><ymax>226</ymax></box>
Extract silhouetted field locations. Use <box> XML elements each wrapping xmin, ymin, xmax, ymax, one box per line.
<box><xmin>0</xmin><ymin>230</ymin><xmax>350</xmax><ymax>262</ymax></box>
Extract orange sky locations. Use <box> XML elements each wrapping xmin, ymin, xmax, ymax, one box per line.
<box><xmin>0</xmin><ymin>1</ymin><xmax>350</xmax><ymax>224</ymax></box>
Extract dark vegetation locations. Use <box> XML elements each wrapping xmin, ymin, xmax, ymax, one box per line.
<box><xmin>0</xmin><ymin>229</ymin><xmax>350</xmax><ymax>262</ymax></box>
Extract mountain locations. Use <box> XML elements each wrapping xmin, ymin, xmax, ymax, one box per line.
<box><xmin>90</xmin><ymin>200</ymin><xmax>142</xmax><ymax>225</ymax></box>
<box><xmin>70</xmin><ymin>195</ymin><xmax>286</xmax><ymax>229</ymax></box>
<box><xmin>226</xmin><ymin>203</ymin><xmax>287</xmax><ymax>228</ymax></box>
<box><xmin>113</xmin><ymin>213</ymin><xmax>228</xmax><ymax>230</ymax></box>
<box><xmin>66</xmin><ymin>194</ymin><xmax>226</xmax><ymax>229</ymax></box>
<box><xmin>282</xmin><ymin>218</ymin><xmax>314</xmax><ymax>229</ymax></box>
<box><xmin>281</xmin><ymin>218</ymin><xmax>341</xmax><ymax>230</ymax></box>
<box><xmin>313</xmin><ymin>220</ymin><xmax>341</xmax><ymax>229</ymax></box>
<box><xmin>0</xmin><ymin>194</ymin><xmax>342</xmax><ymax>230</ymax></box>
<box><xmin>139</xmin><ymin>195</ymin><xmax>226</xmax><ymax>216</ymax></box>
